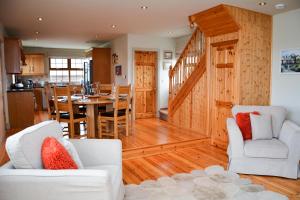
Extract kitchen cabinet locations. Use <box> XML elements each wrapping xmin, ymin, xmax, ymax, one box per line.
<box><xmin>7</xmin><ymin>90</ymin><xmax>34</xmax><ymax>129</ymax></box>
<box><xmin>33</xmin><ymin>88</ymin><xmax>44</xmax><ymax>111</ymax></box>
<box><xmin>4</xmin><ymin>38</ymin><xmax>23</xmax><ymax>74</ymax></box>
<box><xmin>87</xmin><ymin>48</ymin><xmax>111</xmax><ymax>83</ymax></box>
<box><xmin>22</xmin><ymin>54</ymin><xmax>45</xmax><ymax>76</ymax></box>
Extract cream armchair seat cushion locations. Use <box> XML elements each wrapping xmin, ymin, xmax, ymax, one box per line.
<box><xmin>244</xmin><ymin>139</ymin><xmax>289</xmax><ymax>159</ymax></box>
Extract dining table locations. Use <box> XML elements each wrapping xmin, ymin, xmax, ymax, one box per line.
<box><xmin>72</xmin><ymin>94</ymin><xmax>124</xmax><ymax>138</ymax></box>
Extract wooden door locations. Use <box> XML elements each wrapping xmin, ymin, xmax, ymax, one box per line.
<box><xmin>211</xmin><ymin>41</ymin><xmax>237</xmax><ymax>149</ymax></box>
<box><xmin>134</xmin><ymin>51</ymin><xmax>157</xmax><ymax>119</ymax></box>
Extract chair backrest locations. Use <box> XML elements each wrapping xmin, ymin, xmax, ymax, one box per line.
<box><xmin>119</xmin><ymin>84</ymin><xmax>131</xmax><ymax>110</ymax></box>
<box><xmin>232</xmin><ymin>105</ymin><xmax>287</xmax><ymax>138</ymax></box>
<box><xmin>100</xmin><ymin>84</ymin><xmax>112</xmax><ymax>94</ymax></box>
<box><xmin>44</xmin><ymin>83</ymin><xmax>55</xmax><ymax>118</ymax></box>
<box><xmin>70</xmin><ymin>84</ymin><xmax>83</xmax><ymax>95</ymax></box>
<box><xmin>53</xmin><ymin>85</ymin><xmax>74</xmax><ymax>120</ymax></box>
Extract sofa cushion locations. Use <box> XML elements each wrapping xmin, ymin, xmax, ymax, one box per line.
<box><xmin>236</xmin><ymin>111</ymin><xmax>260</xmax><ymax>140</ymax></box>
<box><xmin>42</xmin><ymin>137</ymin><xmax>78</xmax><ymax>169</ymax></box>
<box><xmin>244</xmin><ymin>139</ymin><xmax>288</xmax><ymax>159</ymax></box>
<box><xmin>5</xmin><ymin>121</ymin><xmax>63</xmax><ymax>169</ymax></box>
<box><xmin>232</xmin><ymin>105</ymin><xmax>287</xmax><ymax>138</ymax></box>
<box><xmin>58</xmin><ymin>138</ymin><xmax>84</xmax><ymax>169</ymax></box>
<box><xmin>250</xmin><ymin>114</ymin><xmax>273</xmax><ymax>140</ymax></box>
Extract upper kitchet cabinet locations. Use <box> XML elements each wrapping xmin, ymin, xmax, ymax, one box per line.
<box><xmin>4</xmin><ymin>37</ymin><xmax>24</xmax><ymax>74</ymax></box>
<box><xmin>22</xmin><ymin>54</ymin><xmax>45</xmax><ymax>76</ymax></box>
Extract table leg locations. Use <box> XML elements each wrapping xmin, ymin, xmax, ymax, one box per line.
<box><xmin>86</xmin><ymin>104</ymin><xmax>98</xmax><ymax>138</ymax></box>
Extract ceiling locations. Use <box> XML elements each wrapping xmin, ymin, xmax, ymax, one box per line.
<box><xmin>0</xmin><ymin>0</ymin><xmax>299</xmax><ymax>49</ymax></box>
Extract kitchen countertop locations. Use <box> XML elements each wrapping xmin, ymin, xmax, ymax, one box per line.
<box><xmin>7</xmin><ymin>88</ymin><xmax>34</xmax><ymax>92</ymax></box>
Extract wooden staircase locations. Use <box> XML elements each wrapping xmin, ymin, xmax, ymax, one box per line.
<box><xmin>168</xmin><ymin>28</ymin><xmax>206</xmax><ymax>117</ymax></box>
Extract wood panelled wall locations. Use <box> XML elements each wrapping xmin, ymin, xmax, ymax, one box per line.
<box><xmin>226</xmin><ymin>5</ymin><xmax>272</xmax><ymax>105</ymax></box>
<box><xmin>169</xmin><ymin>5</ymin><xmax>272</xmax><ymax>147</ymax></box>
<box><xmin>171</xmin><ymin>71</ymin><xmax>208</xmax><ymax>136</ymax></box>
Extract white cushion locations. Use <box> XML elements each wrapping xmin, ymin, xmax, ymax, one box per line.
<box><xmin>232</xmin><ymin>105</ymin><xmax>287</xmax><ymax>138</ymax></box>
<box><xmin>250</xmin><ymin>114</ymin><xmax>273</xmax><ymax>140</ymax></box>
<box><xmin>244</xmin><ymin>139</ymin><xmax>289</xmax><ymax>159</ymax></box>
<box><xmin>6</xmin><ymin>121</ymin><xmax>63</xmax><ymax>169</ymax></box>
<box><xmin>58</xmin><ymin>138</ymin><xmax>84</xmax><ymax>169</ymax></box>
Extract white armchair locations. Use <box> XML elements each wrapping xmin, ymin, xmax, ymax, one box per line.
<box><xmin>0</xmin><ymin>121</ymin><xmax>125</xmax><ymax>200</ymax></box>
<box><xmin>227</xmin><ymin>105</ymin><xmax>300</xmax><ymax>179</ymax></box>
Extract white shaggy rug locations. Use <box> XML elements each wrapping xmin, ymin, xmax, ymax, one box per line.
<box><xmin>124</xmin><ymin>165</ymin><xmax>288</xmax><ymax>200</ymax></box>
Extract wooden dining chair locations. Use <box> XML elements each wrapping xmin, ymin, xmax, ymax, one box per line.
<box><xmin>70</xmin><ymin>84</ymin><xmax>87</xmax><ymax>114</ymax></box>
<box><xmin>53</xmin><ymin>85</ymin><xmax>87</xmax><ymax>138</ymax></box>
<box><xmin>98</xmin><ymin>84</ymin><xmax>113</xmax><ymax>113</ymax></box>
<box><xmin>99</xmin><ymin>84</ymin><xmax>112</xmax><ymax>94</ymax></box>
<box><xmin>98</xmin><ymin>85</ymin><xmax>130</xmax><ymax>139</ymax></box>
<box><xmin>44</xmin><ymin>83</ymin><xmax>56</xmax><ymax>120</ymax></box>
<box><xmin>119</xmin><ymin>84</ymin><xmax>133</xmax><ymax>128</ymax></box>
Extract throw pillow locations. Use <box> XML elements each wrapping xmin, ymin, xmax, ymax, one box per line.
<box><xmin>58</xmin><ymin>138</ymin><xmax>84</xmax><ymax>169</ymax></box>
<box><xmin>41</xmin><ymin>137</ymin><xmax>78</xmax><ymax>169</ymax></box>
<box><xmin>236</xmin><ymin>111</ymin><xmax>260</xmax><ymax>140</ymax></box>
<box><xmin>250</xmin><ymin>113</ymin><xmax>273</xmax><ymax>140</ymax></box>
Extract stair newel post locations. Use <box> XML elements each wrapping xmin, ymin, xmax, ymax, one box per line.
<box><xmin>169</xmin><ymin>65</ymin><xmax>173</xmax><ymax>102</ymax></box>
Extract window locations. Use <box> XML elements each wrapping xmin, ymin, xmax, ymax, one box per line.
<box><xmin>49</xmin><ymin>58</ymin><xmax>88</xmax><ymax>83</ymax></box>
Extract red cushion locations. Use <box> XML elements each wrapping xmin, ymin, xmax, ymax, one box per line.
<box><xmin>41</xmin><ymin>137</ymin><xmax>78</xmax><ymax>169</ymax></box>
<box><xmin>236</xmin><ymin>112</ymin><xmax>260</xmax><ymax>140</ymax></box>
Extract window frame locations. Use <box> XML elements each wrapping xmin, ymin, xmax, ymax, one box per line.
<box><xmin>49</xmin><ymin>58</ymin><xmax>86</xmax><ymax>83</ymax></box>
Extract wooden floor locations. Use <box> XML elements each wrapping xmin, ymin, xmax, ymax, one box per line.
<box><xmin>1</xmin><ymin>112</ymin><xmax>300</xmax><ymax>199</ymax></box>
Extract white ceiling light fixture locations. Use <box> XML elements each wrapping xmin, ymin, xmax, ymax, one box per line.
<box><xmin>258</xmin><ymin>2</ymin><xmax>267</xmax><ymax>6</ymax></box>
<box><xmin>275</xmin><ymin>3</ymin><xmax>286</xmax><ymax>10</ymax></box>
<box><xmin>37</xmin><ymin>17</ymin><xmax>43</xmax><ymax>21</ymax></box>
<box><xmin>111</xmin><ymin>24</ymin><xmax>117</xmax><ymax>29</ymax></box>
<box><xmin>141</xmin><ymin>6</ymin><xmax>148</xmax><ymax>10</ymax></box>
<box><xmin>35</xmin><ymin>31</ymin><xmax>39</xmax><ymax>35</ymax></box>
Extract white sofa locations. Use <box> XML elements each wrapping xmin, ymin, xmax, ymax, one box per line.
<box><xmin>0</xmin><ymin>120</ymin><xmax>125</xmax><ymax>200</ymax></box>
<box><xmin>227</xmin><ymin>105</ymin><xmax>300</xmax><ymax>179</ymax></box>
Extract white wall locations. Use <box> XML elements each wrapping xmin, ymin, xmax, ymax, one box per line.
<box><xmin>127</xmin><ymin>34</ymin><xmax>175</xmax><ymax>110</ymax></box>
<box><xmin>111</xmin><ymin>35</ymin><xmax>128</xmax><ymax>85</ymax></box>
<box><xmin>174</xmin><ymin>34</ymin><xmax>191</xmax><ymax>59</ymax></box>
<box><xmin>271</xmin><ymin>8</ymin><xmax>300</xmax><ymax>125</ymax></box>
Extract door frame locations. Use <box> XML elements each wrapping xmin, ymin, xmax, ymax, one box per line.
<box><xmin>132</xmin><ymin>48</ymin><xmax>159</xmax><ymax>119</ymax></box>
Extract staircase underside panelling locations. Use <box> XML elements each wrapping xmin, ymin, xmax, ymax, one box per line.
<box><xmin>171</xmin><ymin>71</ymin><xmax>208</xmax><ymax>136</ymax></box>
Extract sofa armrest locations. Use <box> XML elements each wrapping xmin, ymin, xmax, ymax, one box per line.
<box><xmin>0</xmin><ymin>169</ymin><xmax>112</xmax><ymax>200</ymax></box>
<box><xmin>227</xmin><ymin>118</ymin><xmax>244</xmax><ymax>158</ymax></box>
<box><xmin>70</xmin><ymin>139</ymin><xmax>122</xmax><ymax>167</ymax></box>
<box><xmin>279</xmin><ymin>120</ymin><xmax>300</xmax><ymax>162</ymax></box>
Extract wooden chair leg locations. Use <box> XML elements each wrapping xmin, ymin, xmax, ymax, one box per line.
<box><xmin>69</xmin><ymin>122</ymin><xmax>75</xmax><ymax>138</ymax></box>
<box><xmin>126</xmin><ymin>114</ymin><xmax>129</xmax><ymax>136</ymax></box>
<box><xmin>114</xmin><ymin>119</ymin><xmax>118</xmax><ymax>139</ymax></box>
<box><xmin>99</xmin><ymin>119</ymin><xmax>103</xmax><ymax>138</ymax></box>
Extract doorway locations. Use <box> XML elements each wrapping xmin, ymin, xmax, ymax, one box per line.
<box><xmin>210</xmin><ymin>41</ymin><xmax>237</xmax><ymax>148</ymax></box>
<box><xmin>134</xmin><ymin>51</ymin><xmax>157</xmax><ymax>119</ymax></box>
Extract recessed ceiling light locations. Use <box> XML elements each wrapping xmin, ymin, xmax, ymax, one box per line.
<box><xmin>35</xmin><ymin>31</ymin><xmax>39</xmax><ymax>35</ymax></box>
<box><xmin>141</xmin><ymin>6</ymin><xmax>148</xmax><ymax>10</ymax></box>
<box><xmin>275</xmin><ymin>3</ymin><xmax>286</xmax><ymax>10</ymax></box>
<box><xmin>111</xmin><ymin>24</ymin><xmax>117</xmax><ymax>29</ymax></box>
<box><xmin>258</xmin><ymin>2</ymin><xmax>267</xmax><ymax>6</ymax></box>
<box><xmin>37</xmin><ymin>17</ymin><xmax>43</xmax><ymax>21</ymax></box>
